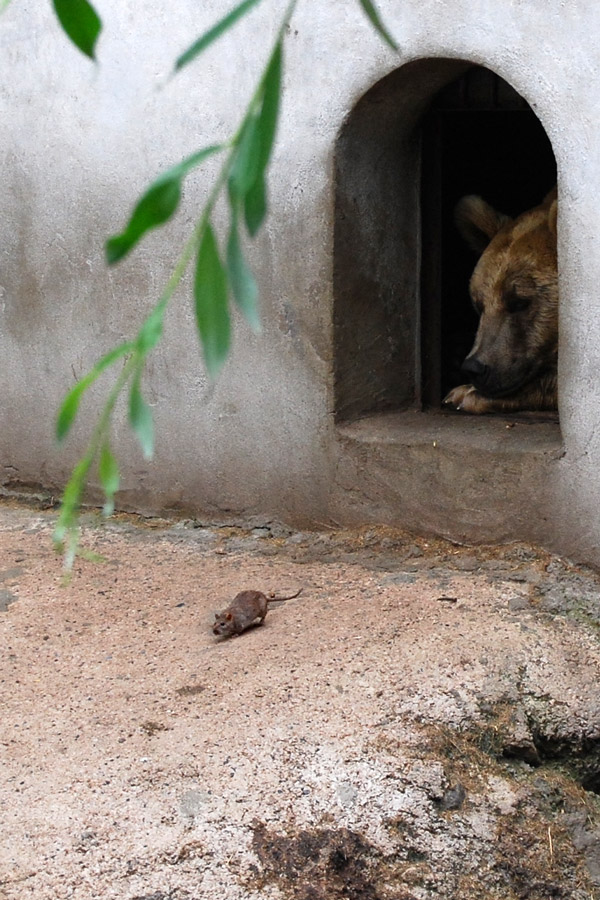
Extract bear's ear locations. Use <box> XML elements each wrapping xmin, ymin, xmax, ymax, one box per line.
<box><xmin>548</xmin><ymin>198</ymin><xmax>558</xmax><ymax>237</ymax></box>
<box><xmin>455</xmin><ymin>195</ymin><xmax>511</xmax><ymax>255</ymax></box>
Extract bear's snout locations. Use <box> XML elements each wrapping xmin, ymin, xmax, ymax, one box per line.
<box><xmin>461</xmin><ymin>355</ymin><xmax>490</xmax><ymax>389</ymax></box>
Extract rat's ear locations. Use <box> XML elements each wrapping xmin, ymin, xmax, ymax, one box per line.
<box><xmin>226</xmin><ymin>612</ymin><xmax>233</xmax><ymax>621</ymax></box>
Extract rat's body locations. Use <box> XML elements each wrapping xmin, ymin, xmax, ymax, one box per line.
<box><xmin>212</xmin><ymin>588</ymin><xmax>302</xmax><ymax>637</ymax></box>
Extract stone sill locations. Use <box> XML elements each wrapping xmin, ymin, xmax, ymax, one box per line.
<box><xmin>336</xmin><ymin>409</ymin><xmax>562</xmax><ymax>457</ymax></box>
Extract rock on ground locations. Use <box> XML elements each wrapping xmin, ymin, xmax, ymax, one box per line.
<box><xmin>1</xmin><ymin>500</ymin><xmax>599</xmax><ymax>899</ymax></box>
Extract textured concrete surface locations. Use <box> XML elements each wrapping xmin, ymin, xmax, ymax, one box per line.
<box><xmin>1</xmin><ymin>502</ymin><xmax>600</xmax><ymax>899</ymax></box>
<box><xmin>1</xmin><ymin>2</ymin><xmax>600</xmax><ymax>561</ymax></box>
<box><xmin>334</xmin><ymin>411</ymin><xmax>563</xmax><ymax>545</ymax></box>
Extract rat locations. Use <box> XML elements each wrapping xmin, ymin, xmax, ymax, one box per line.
<box><xmin>212</xmin><ymin>588</ymin><xmax>302</xmax><ymax>637</ymax></box>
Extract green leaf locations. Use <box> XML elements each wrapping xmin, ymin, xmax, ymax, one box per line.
<box><xmin>129</xmin><ymin>374</ymin><xmax>154</xmax><ymax>460</ymax></box>
<box><xmin>228</xmin><ymin>114</ymin><xmax>262</xmax><ymax>208</ymax></box>
<box><xmin>175</xmin><ymin>0</ymin><xmax>263</xmax><ymax>73</ymax></box>
<box><xmin>60</xmin><ymin>456</ymin><xmax>92</xmax><ymax>520</ymax></box>
<box><xmin>56</xmin><ymin>341</ymin><xmax>134</xmax><ymax>441</ymax></box>
<box><xmin>158</xmin><ymin>146</ymin><xmax>226</xmax><ymax>184</ymax></box>
<box><xmin>137</xmin><ymin>297</ymin><xmax>167</xmax><ymax>353</ymax></box>
<box><xmin>57</xmin><ymin>384</ymin><xmax>87</xmax><ymax>443</ymax></box>
<box><xmin>106</xmin><ymin>145</ymin><xmax>224</xmax><ymax>264</ymax></box>
<box><xmin>106</xmin><ymin>179</ymin><xmax>180</xmax><ymax>264</ymax></box>
<box><xmin>226</xmin><ymin>219</ymin><xmax>260</xmax><ymax>332</ymax></box>
<box><xmin>194</xmin><ymin>224</ymin><xmax>231</xmax><ymax>376</ymax></box>
<box><xmin>255</xmin><ymin>41</ymin><xmax>282</xmax><ymax>173</ymax></box>
<box><xmin>52</xmin><ymin>0</ymin><xmax>102</xmax><ymax>60</ymax></box>
<box><xmin>99</xmin><ymin>442</ymin><xmax>119</xmax><ymax>516</ymax></box>
<box><xmin>357</xmin><ymin>0</ymin><xmax>398</xmax><ymax>51</ymax></box>
<box><xmin>234</xmin><ymin>42</ymin><xmax>281</xmax><ymax>236</ymax></box>
<box><xmin>244</xmin><ymin>172</ymin><xmax>267</xmax><ymax>236</ymax></box>
<box><xmin>53</xmin><ymin>452</ymin><xmax>94</xmax><ymax>561</ymax></box>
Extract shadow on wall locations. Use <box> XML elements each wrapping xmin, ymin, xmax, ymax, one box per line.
<box><xmin>333</xmin><ymin>59</ymin><xmax>557</xmax><ymax>422</ymax></box>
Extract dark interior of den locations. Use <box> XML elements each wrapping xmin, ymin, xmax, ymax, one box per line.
<box><xmin>333</xmin><ymin>60</ymin><xmax>557</xmax><ymax>423</ymax></box>
<box><xmin>420</xmin><ymin>67</ymin><xmax>557</xmax><ymax>408</ymax></box>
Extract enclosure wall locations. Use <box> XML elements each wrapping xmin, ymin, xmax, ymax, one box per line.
<box><xmin>1</xmin><ymin>1</ymin><xmax>600</xmax><ymax>563</ymax></box>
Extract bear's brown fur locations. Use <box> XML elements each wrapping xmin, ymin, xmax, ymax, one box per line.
<box><xmin>444</xmin><ymin>189</ymin><xmax>558</xmax><ymax>414</ymax></box>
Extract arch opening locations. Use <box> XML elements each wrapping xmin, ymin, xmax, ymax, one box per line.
<box><xmin>333</xmin><ymin>59</ymin><xmax>558</xmax><ymax>422</ymax></box>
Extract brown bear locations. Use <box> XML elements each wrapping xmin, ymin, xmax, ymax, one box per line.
<box><xmin>444</xmin><ymin>188</ymin><xmax>558</xmax><ymax>414</ymax></box>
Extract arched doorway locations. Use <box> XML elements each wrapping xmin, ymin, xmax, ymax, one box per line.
<box><xmin>333</xmin><ymin>59</ymin><xmax>557</xmax><ymax>420</ymax></box>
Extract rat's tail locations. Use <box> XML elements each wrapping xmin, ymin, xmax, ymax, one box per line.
<box><xmin>267</xmin><ymin>588</ymin><xmax>303</xmax><ymax>603</ymax></box>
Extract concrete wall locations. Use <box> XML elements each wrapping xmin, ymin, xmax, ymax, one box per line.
<box><xmin>1</xmin><ymin>1</ymin><xmax>600</xmax><ymax>564</ymax></box>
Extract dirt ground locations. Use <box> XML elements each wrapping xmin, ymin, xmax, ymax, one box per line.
<box><xmin>1</xmin><ymin>499</ymin><xmax>600</xmax><ymax>900</ymax></box>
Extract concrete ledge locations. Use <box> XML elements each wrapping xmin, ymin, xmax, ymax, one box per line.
<box><xmin>332</xmin><ymin>411</ymin><xmax>563</xmax><ymax>545</ymax></box>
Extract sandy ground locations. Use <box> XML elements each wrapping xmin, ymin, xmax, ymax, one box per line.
<box><xmin>1</xmin><ymin>500</ymin><xmax>600</xmax><ymax>900</ymax></box>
